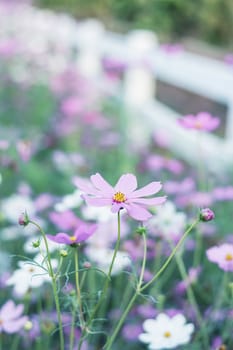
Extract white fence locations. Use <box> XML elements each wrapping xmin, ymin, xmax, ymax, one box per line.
<box><xmin>1</xmin><ymin>3</ymin><xmax>233</xmax><ymax>172</ymax></box>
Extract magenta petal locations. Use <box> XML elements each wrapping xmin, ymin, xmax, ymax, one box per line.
<box><xmin>131</xmin><ymin>196</ymin><xmax>167</xmax><ymax>206</ymax></box>
<box><xmin>73</xmin><ymin>177</ymin><xmax>99</xmax><ymax>195</ymax></box>
<box><xmin>130</xmin><ymin>182</ymin><xmax>162</xmax><ymax>198</ymax></box>
<box><xmin>114</xmin><ymin>173</ymin><xmax>137</xmax><ymax>194</ymax></box>
<box><xmin>90</xmin><ymin>173</ymin><xmax>114</xmax><ymax>194</ymax></box>
<box><xmin>84</xmin><ymin>196</ymin><xmax>112</xmax><ymax>207</ymax></box>
<box><xmin>47</xmin><ymin>233</ymin><xmax>71</xmax><ymax>244</ymax></box>
<box><xmin>125</xmin><ymin>203</ymin><xmax>152</xmax><ymax>221</ymax></box>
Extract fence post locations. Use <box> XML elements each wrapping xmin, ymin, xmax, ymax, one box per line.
<box><xmin>123</xmin><ymin>30</ymin><xmax>158</xmax><ymax>149</ymax></box>
<box><xmin>76</xmin><ymin>19</ymin><xmax>105</xmax><ymax>79</ymax></box>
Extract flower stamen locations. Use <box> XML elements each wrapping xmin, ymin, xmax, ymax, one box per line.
<box><xmin>113</xmin><ymin>191</ymin><xmax>126</xmax><ymax>203</ymax></box>
<box><xmin>163</xmin><ymin>331</ymin><xmax>171</xmax><ymax>338</ymax></box>
<box><xmin>225</xmin><ymin>253</ymin><xmax>233</xmax><ymax>261</ymax></box>
<box><xmin>70</xmin><ymin>236</ymin><xmax>77</xmax><ymax>242</ymax></box>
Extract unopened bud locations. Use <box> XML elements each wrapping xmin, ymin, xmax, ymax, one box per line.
<box><xmin>24</xmin><ymin>320</ymin><xmax>33</xmax><ymax>331</ymax></box>
<box><xmin>200</xmin><ymin>208</ymin><xmax>215</xmax><ymax>222</ymax></box>
<box><xmin>60</xmin><ymin>249</ymin><xmax>68</xmax><ymax>257</ymax></box>
<box><xmin>83</xmin><ymin>261</ymin><xmax>92</xmax><ymax>269</ymax></box>
<box><xmin>32</xmin><ymin>240</ymin><xmax>40</xmax><ymax>248</ymax></box>
<box><xmin>135</xmin><ymin>226</ymin><xmax>147</xmax><ymax>235</ymax></box>
<box><xmin>18</xmin><ymin>211</ymin><xmax>29</xmax><ymax>226</ymax></box>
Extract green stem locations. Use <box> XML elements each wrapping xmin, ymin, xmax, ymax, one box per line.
<box><xmin>69</xmin><ymin>308</ymin><xmax>76</xmax><ymax>350</ymax></box>
<box><xmin>104</xmin><ymin>231</ymin><xmax>148</xmax><ymax>350</ymax></box>
<box><xmin>78</xmin><ymin>211</ymin><xmax>122</xmax><ymax>349</ymax></box>
<box><xmin>193</xmin><ymin>227</ymin><xmax>202</xmax><ymax>267</ymax></box>
<box><xmin>74</xmin><ymin>247</ymin><xmax>85</xmax><ymax>329</ymax></box>
<box><xmin>104</xmin><ymin>293</ymin><xmax>138</xmax><ymax>350</ymax></box>
<box><xmin>29</xmin><ymin>220</ymin><xmax>64</xmax><ymax>350</ymax></box>
<box><xmin>170</xmin><ymin>243</ymin><xmax>209</xmax><ymax>348</ymax></box>
<box><xmin>138</xmin><ymin>232</ymin><xmax>147</xmax><ymax>287</ymax></box>
<box><xmin>141</xmin><ymin>218</ymin><xmax>200</xmax><ymax>292</ymax></box>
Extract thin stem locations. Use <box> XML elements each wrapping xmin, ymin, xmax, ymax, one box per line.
<box><xmin>104</xmin><ymin>231</ymin><xmax>147</xmax><ymax>350</ymax></box>
<box><xmin>29</xmin><ymin>220</ymin><xmax>64</xmax><ymax>350</ymax></box>
<box><xmin>104</xmin><ymin>293</ymin><xmax>138</xmax><ymax>350</ymax></box>
<box><xmin>193</xmin><ymin>227</ymin><xmax>202</xmax><ymax>267</ymax></box>
<box><xmin>74</xmin><ymin>247</ymin><xmax>85</xmax><ymax>329</ymax></box>
<box><xmin>141</xmin><ymin>218</ymin><xmax>200</xmax><ymax>292</ymax></box>
<box><xmin>170</xmin><ymin>242</ymin><xmax>209</xmax><ymax>348</ymax></box>
<box><xmin>138</xmin><ymin>232</ymin><xmax>147</xmax><ymax>288</ymax></box>
<box><xmin>69</xmin><ymin>308</ymin><xmax>76</xmax><ymax>350</ymax></box>
<box><xmin>78</xmin><ymin>211</ymin><xmax>122</xmax><ymax>349</ymax></box>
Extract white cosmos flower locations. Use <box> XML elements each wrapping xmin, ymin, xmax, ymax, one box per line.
<box><xmin>85</xmin><ymin>246</ymin><xmax>131</xmax><ymax>276</ymax></box>
<box><xmin>24</xmin><ymin>236</ymin><xmax>62</xmax><ymax>254</ymax></box>
<box><xmin>82</xmin><ymin>206</ymin><xmax>115</xmax><ymax>222</ymax></box>
<box><xmin>149</xmin><ymin>201</ymin><xmax>187</xmax><ymax>240</ymax></box>
<box><xmin>54</xmin><ymin>190</ymin><xmax>83</xmax><ymax>212</ymax></box>
<box><xmin>139</xmin><ymin>313</ymin><xmax>194</xmax><ymax>349</ymax></box>
<box><xmin>1</xmin><ymin>194</ymin><xmax>36</xmax><ymax>223</ymax></box>
<box><xmin>6</xmin><ymin>254</ymin><xmax>57</xmax><ymax>296</ymax></box>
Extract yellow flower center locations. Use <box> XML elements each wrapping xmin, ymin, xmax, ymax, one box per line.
<box><xmin>225</xmin><ymin>253</ymin><xmax>233</xmax><ymax>261</ymax></box>
<box><xmin>195</xmin><ymin>121</ymin><xmax>203</xmax><ymax>129</ymax></box>
<box><xmin>70</xmin><ymin>236</ymin><xmax>77</xmax><ymax>242</ymax></box>
<box><xmin>113</xmin><ymin>191</ymin><xmax>126</xmax><ymax>203</ymax></box>
<box><xmin>163</xmin><ymin>331</ymin><xmax>171</xmax><ymax>338</ymax></box>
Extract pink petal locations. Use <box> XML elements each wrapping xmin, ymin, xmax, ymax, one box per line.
<box><xmin>131</xmin><ymin>196</ymin><xmax>167</xmax><ymax>206</ymax></box>
<box><xmin>130</xmin><ymin>182</ymin><xmax>162</xmax><ymax>198</ymax></box>
<box><xmin>0</xmin><ymin>300</ymin><xmax>15</xmax><ymax>319</ymax></box>
<box><xmin>114</xmin><ymin>174</ymin><xmax>137</xmax><ymax>194</ymax></box>
<box><xmin>3</xmin><ymin>316</ymin><xmax>28</xmax><ymax>333</ymax></box>
<box><xmin>74</xmin><ymin>224</ymin><xmax>97</xmax><ymax>243</ymax></box>
<box><xmin>72</xmin><ymin>177</ymin><xmax>99</xmax><ymax>195</ymax></box>
<box><xmin>47</xmin><ymin>233</ymin><xmax>71</xmax><ymax>244</ymax></box>
<box><xmin>11</xmin><ymin>304</ymin><xmax>24</xmax><ymax>319</ymax></box>
<box><xmin>90</xmin><ymin>173</ymin><xmax>114</xmax><ymax>194</ymax></box>
<box><xmin>111</xmin><ymin>202</ymin><xmax>124</xmax><ymax>213</ymax></box>
<box><xmin>125</xmin><ymin>203</ymin><xmax>152</xmax><ymax>221</ymax></box>
<box><xmin>84</xmin><ymin>196</ymin><xmax>112</xmax><ymax>207</ymax></box>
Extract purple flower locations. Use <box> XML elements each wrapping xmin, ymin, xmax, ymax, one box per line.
<box><xmin>49</xmin><ymin>210</ymin><xmax>82</xmax><ymax>231</ymax></box>
<box><xmin>0</xmin><ymin>300</ymin><xmax>28</xmax><ymax>333</ymax></box>
<box><xmin>206</xmin><ymin>244</ymin><xmax>233</xmax><ymax>271</ymax></box>
<box><xmin>200</xmin><ymin>208</ymin><xmax>215</xmax><ymax>222</ymax></box>
<box><xmin>47</xmin><ymin>222</ymin><xmax>97</xmax><ymax>245</ymax></box>
<box><xmin>178</xmin><ymin>112</ymin><xmax>220</xmax><ymax>131</ymax></box>
<box><xmin>75</xmin><ymin>173</ymin><xmax>166</xmax><ymax>221</ymax></box>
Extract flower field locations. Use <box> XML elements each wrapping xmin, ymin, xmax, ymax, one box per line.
<box><xmin>1</xmin><ymin>2</ymin><xmax>233</xmax><ymax>350</ymax></box>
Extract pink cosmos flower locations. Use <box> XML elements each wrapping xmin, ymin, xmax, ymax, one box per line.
<box><xmin>74</xmin><ymin>173</ymin><xmax>166</xmax><ymax>221</ymax></box>
<box><xmin>178</xmin><ymin>112</ymin><xmax>220</xmax><ymax>131</ymax></box>
<box><xmin>47</xmin><ymin>222</ymin><xmax>97</xmax><ymax>245</ymax></box>
<box><xmin>0</xmin><ymin>300</ymin><xmax>28</xmax><ymax>333</ymax></box>
<box><xmin>206</xmin><ymin>244</ymin><xmax>233</xmax><ymax>271</ymax></box>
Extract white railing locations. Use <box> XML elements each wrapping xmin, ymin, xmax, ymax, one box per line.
<box><xmin>1</xmin><ymin>3</ymin><xmax>233</xmax><ymax>172</ymax></box>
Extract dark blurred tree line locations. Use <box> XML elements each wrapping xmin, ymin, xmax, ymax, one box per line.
<box><xmin>37</xmin><ymin>0</ymin><xmax>233</xmax><ymax>48</ymax></box>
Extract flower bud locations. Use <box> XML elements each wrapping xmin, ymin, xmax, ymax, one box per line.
<box><xmin>135</xmin><ymin>226</ymin><xmax>147</xmax><ymax>235</ymax></box>
<box><xmin>83</xmin><ymin>261</ymin><xmax>92</xmax><ymax>269</ymax></box>
<box><xmin>24</xmin><ymin>320</ymin><xmax>33</xmax><ymax>331</ymax></box>
<box><xmin>200</xmin><ymin>208</ymin><xmax>215</xmax><ymax>222</ymax></box>
<box><xmin>32</xmin><ymin>240</ymin><xmax>40</xmax><ymax>248</ymax></box>
<box><xmin>18</xmin><ymin>211</ymin><xmax>29</xmax><ymax>226</ymax></box>
<box><xmin>60</xmin><ymin>249</ymin><xmax>68</xmax><ymax>257</ymax></box>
